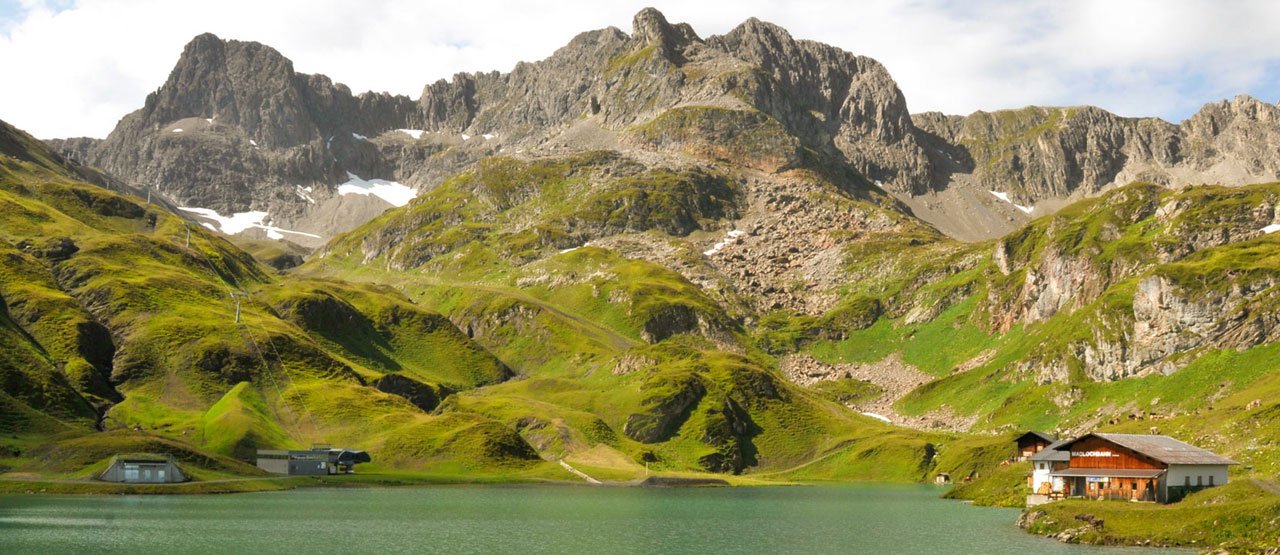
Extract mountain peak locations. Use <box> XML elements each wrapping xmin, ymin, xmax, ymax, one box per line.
<box><xmin>630</xmin><ymin>7</ymin><xmax>672</xmax><ymax>42</ymax></box>
<box><xmin>717</xmin><ymin>16</ymin><xmax>794</xmax><ymax>50</ymax></box>
<box><xmin>184</xmin><ymin>32</ymin><xmax>224</xmax><ymax>50</ymax></box>
<box><xmin>630</xmin><ymin>7</ymin><xmax>699</xmax><ymax>61</ymax></box>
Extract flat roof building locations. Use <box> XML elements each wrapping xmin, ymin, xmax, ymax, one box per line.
<box><xmin>256</xmin><ymin>447</ymin><xmax>371</xmax><ymax>476</ymax></box>
<box><xmin>1029</xmin><ymin>433</ymin><xmax>1235</xmax><ymax>505</ymax></box>
<box><xmin>99</xmin><ymin>454</ymin><xmax>187</xmax><ymax>484</ymax></box>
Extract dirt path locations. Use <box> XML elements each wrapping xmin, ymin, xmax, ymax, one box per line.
<box><xmin>1252</xmin><ymin>478</ymin><xmax>1280</xmax><ymax>496</ymax></box>
<box><xmin>558</xmin><ymin>460</ymin><xmax>601</xmax><ymax>485</ymax></box>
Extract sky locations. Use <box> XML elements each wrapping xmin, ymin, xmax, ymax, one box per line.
<box><xmin>2</xmin><ymin>0</ymin><xmax>1279</xmax><ymax>139</ymax></box>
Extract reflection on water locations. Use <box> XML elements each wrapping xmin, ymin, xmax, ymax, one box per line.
<box><xmin>0</xmin><ymin>484</ymin><xmax>1185</xmax><ymax>554</ymax></box>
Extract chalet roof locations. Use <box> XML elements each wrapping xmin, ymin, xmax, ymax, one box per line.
<box><xmin>1055</xmin><ymin>433</ymin><xmax>1237</xmax><ymax>466</ymax></box>
<box><xmin>1050</xmin><ymin>468</ymin><xmax>1165</xmax><ymax>479</ymax></box>
<box><xmin>1029</xmin><ymin>440</ymin><xmax>1070</xmax><ymax>462</ymax></box>
<box><xmin>1016</xmin><ymin>431</ymin><xmax>1057</xmax><ymax>444</ymax></box>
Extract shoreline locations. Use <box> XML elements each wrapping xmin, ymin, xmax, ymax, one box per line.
<box><xmin>0</xmin><ymin>471</ymin><xmax>740</xmax><ymax>496</ymax></box>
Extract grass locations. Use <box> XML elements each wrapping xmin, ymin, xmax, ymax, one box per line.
<box><xmin>943</xmin><ymin>462</ymin><xmax>1031</xmax><ymax>508</ymax></box>
<box><xmin>1023</xmin><ymin>479</ymin><xmax>1280</xmax><ymax>551</ymax></box>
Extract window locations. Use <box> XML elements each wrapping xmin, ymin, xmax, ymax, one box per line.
<box><xmin>1131</xmin><ymin>482</ymin><xmax>1137</xmax><ymax>490</ymax></box>
<box><xmin>1184</xmin><ymin>476</ymin><xmax>1191</xmax><ymax>487</ymax></box>
<box><xmin>1209</xmin><ymin>475</ymin><xmax>1215</xmax><ymax>486</ymax></box>
<box><xmin>1197</xmin><ymin>476</ymin><xmax>1203</xmax><ymax>487</ymax></box>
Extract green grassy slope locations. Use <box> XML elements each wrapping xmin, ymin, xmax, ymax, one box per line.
<box><xmin>1022</xmin><ymin>480</ymin><xmax>1280</xmax><ymax>551</ymax></box>
<box><xmin>0</xmin><ymin>120</ymin><xmax>545</xmax><ymax>478</ymax></box>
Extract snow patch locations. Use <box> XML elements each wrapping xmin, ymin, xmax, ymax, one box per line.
<box><xmin>989</xmin><ymin>190</ymin><xmax>1034</xmax><ymax>214</ymax></box>
<box><xmin>178</xmin><ymin>207</ymin><xmax>266</xmax><ymax>234</ymax></box>
<box><xmin>294</xmin><ymin>185</ymin><xmax>316</xmax><ymax>204</ymax></box>
<box><xmin>874</xmin><ymin>180</ymin><xmax>883</xmax><ymax>188</ymax></box>
<box><xmin>861</xmin><ymin>412</ymin><xmax>892</xmax><ymax>424</ymax></box>
<box><xmin>397</xmin><ymin>129</ymin><xmax>424</xmax><ymax>139</ymax></box>
<box><xmin>1263</xmin><ymin>224</ymin><xmax>1280</xmax><ymax>234</ymax></box>
<box><xmin>265</xmin><ymin>226</ymin><xmax>321</xmax><ymax>240</ymax></box>
<box><xmin>482</xmin><ymin>133</ymin><xmax>494</xmax><ymax>140</ymax></box>
<box><xmin>703</xmin><ymin>229</ymin><xmax>747</xmax><ymax>256</ymax></box>
<box><xmin>204</xmin><ymin>118</ymin><xmax>213</xmax><ymax>124</ymax></box>
<box><xmin>178</xmin><ymin>207</ymin><xmax>320</xmax><ymax>240</ymax></box>
<box><xmin>249</xmin><ymin>139</ymin><xmax>257</xmax><ymax>146</ymax></box>
<box><xmin>337</xmin><ymin>172</ymin><xmax>417</xmax><ymax>207</ymax></box>
<box><xmin>171</xmin><ymin>128</ymin><xmax>183</xmax><ymax>133</ymax></box>
<box><xmin>460</xmin><ymin>133</ymin><xmax>471</xmax><ymax>141</ymax></box>
<box><xmin>352</xmin><ymin>132</ymin><xmax>367</xmax><ymax>141</ymax></box>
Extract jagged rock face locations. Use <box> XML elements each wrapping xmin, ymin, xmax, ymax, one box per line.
<box><xmin>1079</xmin><ymin>274</ymin><xmax>1280</xmax><ymax>380</ymax></box>
<box><xmin>106</xmin><ymin>33</ymin><xmax>420</xmax><ymax>151</ymax></box>
<box><xmin>39</xmin><ymin>8</ymin><xmax>1280</xmax><ymax>249</ymax></box>
<box><xmin>1004</xmin><ymin>247</ymin><xmax>1104</xmax><ymax>328</ymax></box>
<box><xmin>49</xmin><ymin>34</ymin><xmax>423</xmax><ymax>245</ymax></box>
<box><xmin>915</xmin><ymin>97</ymin><xmax>1280</xmax><ymax>208</ymax></box>
<box><xmin>1179</xmin><ymin>96</ymin><xmax>1280</xmax><ymax>175</ymax></box>
<box><xmin>709</xmin><ymin>18</ymin><xmax>931</xmax><ymax>194</ymax></box>
<box><xmin>412</xmin><ymin>9</ymin><xmax>932</xmax><ymax>195</ymax></box>
<box><xmin>979</xmin><ymin>183</ymin><xmax>1280</xmax><ymax>382</ymax></box>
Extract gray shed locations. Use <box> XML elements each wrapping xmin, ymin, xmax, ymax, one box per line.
<box><xmin>99</xmin><ymin>454</ymin><xmax>187</xmax><ymax>483</ymax></box>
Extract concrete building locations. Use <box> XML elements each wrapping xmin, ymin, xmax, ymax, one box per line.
<box><xmin>1015</xmin><ymin>431</ymin><xmax>1057</xmax><ymax>461</ymax></box>
<box><xmin>1031</xmin><ymin>433</ymin><xmax>1235</xmax><ymax>505</ymax></box>
<box><xmin>99</xmin><ymin>454</ymin><xmax>186</xmax><ymax>484</ymax></box>
<box><xmin>256</xmin><ymin>447</ymin><xmax>371</xmax><ymax>475</ymax></box>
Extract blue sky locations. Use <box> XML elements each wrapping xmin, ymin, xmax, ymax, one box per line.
<box><xmin>2</xmin><ymin>0</ymin><xmax>1278</xmax><ymax>138</ymax></box>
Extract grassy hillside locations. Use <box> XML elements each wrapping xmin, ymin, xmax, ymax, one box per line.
<box><xmin>302</xmin><ymin>98</ymin><xmax>1280</xmax><ymax>495</ymax></box>
<box><xmin>1021</xmin><ymin>480</ymin><xmax>1280</xmax><ymax>551</ymax></box>
<box><xmin>0</xmin><ymin>121</ymin><xmax>551</xmax><ymax>479</ymax></box>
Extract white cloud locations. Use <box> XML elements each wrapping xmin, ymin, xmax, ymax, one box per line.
<box><xmin>0</xmin><ymin>0</ymin><xmax>1278</xmax><ymax>139</ymax></box>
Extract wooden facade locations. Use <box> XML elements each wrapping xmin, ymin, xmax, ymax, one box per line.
<box><xmin>1062</xmin><ymin>475</ymin><xmax>1159</xmax><ymax>502</ymax></box>
<box><xmin>1043</xmin><ymin>433</ymin><xmax>1235</xmax><ymax>504</ymax></box>
<box><xmin>1065</xmin><ymin>437</ymin><xmax>1163</xmax><ymax>470</ymax></box>
<box><xmin>1015</xmin><ymin>432</ymin><xmax>1055</xmax><ymax>461</ymax></box>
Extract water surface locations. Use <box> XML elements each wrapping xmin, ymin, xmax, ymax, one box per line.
<box><xmin>0</xmin><ymin>484</ymin><xmax>1181</xmax><ymax>554</ymax></box>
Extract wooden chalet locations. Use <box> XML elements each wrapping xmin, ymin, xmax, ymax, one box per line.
<box><xmin>1025</xmin><ymin>433</ymin><xmax>1235</xmax><ymax>506</ymax></box>
<box><xmin>1014</xmin><ymin>431</ymin><xmax>1057</xmax><ymax>461</ymax></box>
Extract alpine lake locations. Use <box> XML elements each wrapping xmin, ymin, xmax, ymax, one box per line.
<box><xmin>0</xmin><ymin>483</ymin><xmax>1186</xmax><ymax>554</ymax></box>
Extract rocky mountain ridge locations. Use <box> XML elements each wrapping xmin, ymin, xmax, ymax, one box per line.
<box><xmin>46</xmin><ymin>9</ymin><xmax>1280</xmax><ymax>246</ymax></box>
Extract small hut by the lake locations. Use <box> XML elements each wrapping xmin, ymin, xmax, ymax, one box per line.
<box><xmin>99</xmin><ymin>454</ymin><xmax>187</xmax><ymax>484</ymax></box>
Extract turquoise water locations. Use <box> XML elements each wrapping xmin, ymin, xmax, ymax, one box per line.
<box><xmin>0</xmin><ymin>484</ymin><xmax>1180</xmax><ymax>554</ymax></box>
